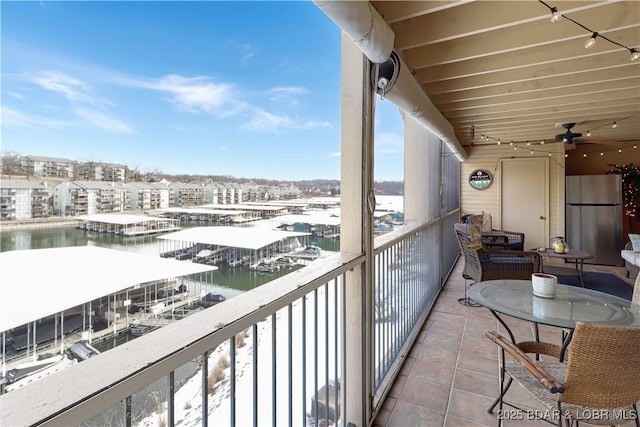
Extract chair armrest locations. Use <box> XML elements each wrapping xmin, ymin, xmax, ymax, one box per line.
<box><xmin>476</xmin><ymin>248</ymin><xmax>541</xmax><ymax>280</ymax></box>
<box><xmin>486</xmin><ymin>331</ymin><xmax>565</xmax><ymax>394</ymax></box>
<box><xmin>516</xmin><ymin>341</ymin><xmax>562</xmax><ymax>359</ymax></box>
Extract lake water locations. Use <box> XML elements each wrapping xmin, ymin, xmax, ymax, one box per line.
<box><xmin>0</xmin><ymin>224</ymin><xmax>340</xmax><ymax>293</ymax></box>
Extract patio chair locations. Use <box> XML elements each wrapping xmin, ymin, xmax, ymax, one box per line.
<box><xmin>484</xmin><ymin>229</ymin><xmax>525</xmax><ymax>251</ymax></box>
<box><xmin>634</xmin><ymin>273</ymin><xmax>640</xmax><ymax>304</ymax></box>
<box><xmin>486</xmin><ymin>322</ymin><xmax>640</xmax><ymax>427</ymax></box>
<box><xmin>453</xmin><ymin>223</ymin><xmax>541</xmax><ymax>305</ymax></box>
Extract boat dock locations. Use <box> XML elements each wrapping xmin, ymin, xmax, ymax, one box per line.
<box><xmin>76</xmin><ymin>213</ymin><xmax>180</xmax><ymax>236</ymax></box>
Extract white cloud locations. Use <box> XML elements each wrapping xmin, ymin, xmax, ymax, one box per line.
<box><xmin>328</xmin><ymin>152</ymin><xmax>341</xmax><ymax>157</ymax></box>
<box><xmin>32</xmin><ymin>70</ymin><xmax>110</xmax><ymax>108</ymax></box>
<box><xmin>7</xmin><ymin>92</ymin><xmax>24</xmax><ymax>100</ymax></box>
<box><xmin>271</xmin><ymin>57</ymin><xmax>299</xmax><ymax>75</ymax></box>
<box><xmin>245</xmin><ymin>110</ymin><xmax>331</xmax><ymax>134</ymax></box>
<box><xmin>266</xmin><ymin>86</ymin><xmax>309</xmax><ymax>105</ymax></box>
<box><xmin>140</xmin><ymin>74</ymin><xmax>245</xmax><ymax>117</ymax></box>
<box><xmin>75</xmin><ymin>108</ymin><xmax>134</xmax><ymax>134</ymax></box>
<box><xmin>1</xmin><ymin>107</ymin><xmax>70</xmax><ymax>129</ymax></box>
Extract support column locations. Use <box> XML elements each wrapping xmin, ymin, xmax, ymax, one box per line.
<box><xmin>340</xmin><ymin>33</ymin><xmax>374</xmax><ymax>426</ymax></box>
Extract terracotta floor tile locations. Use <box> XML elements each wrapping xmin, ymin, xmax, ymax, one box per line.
<box><xmin>398</xmin><ymin>378</ymin><xmax>450</xmax><ymax>414</ymax></box>
<box><xmin>386</xmin><ymin>400</ymin><xmax>445</xmax><ymax>427</ymax></box>
<box><xmin>376</xmin><ymin>260</ymin><xmax>632</xmax><ymax>427</ymax></box>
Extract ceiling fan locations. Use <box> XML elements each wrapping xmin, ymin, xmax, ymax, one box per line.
<box><xmin>554</xmin><ymin>122</ymin><xmax>622</xmax><ymax>149</ymax></box>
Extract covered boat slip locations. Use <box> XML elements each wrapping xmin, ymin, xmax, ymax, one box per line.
<box><xmin>77</xmin><ymin>213</ymin><xmax>180</xmax><ymax>236</ymax></box>
<box><xmin>157</xmin><ymin>226</ymin><xmax>311</xmax><ymax>267</ymax></box>
<box><xmin>265</xmin><ymin>213</ymin><xmax>341</xmax><ymax>239</ymax></box>
<box><xmin>0</xmin><ymin>246</ymin><xmax>217</xmax><ymax>377</ymax></box>
<box><xmin>155</xmin><ymin>207</ymin><xmax>258</xmax><ymax>223</ymax></box>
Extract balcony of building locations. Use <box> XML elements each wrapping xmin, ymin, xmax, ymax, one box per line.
<box><xmin>2</xmin><ymin>2</ymin><xmax>639</xmax><ymax>426</ymax></box>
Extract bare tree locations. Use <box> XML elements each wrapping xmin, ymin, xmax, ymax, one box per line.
<box><xmin>1</xmin><ymin>151</ymin><xmax>23</xmax><ymax>178</ymax></box>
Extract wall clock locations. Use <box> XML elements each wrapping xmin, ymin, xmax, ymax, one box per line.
<box><xmin>469</xmin><ymin>169</ymin><xmax>492</xmax><ymax>190</ymax></box>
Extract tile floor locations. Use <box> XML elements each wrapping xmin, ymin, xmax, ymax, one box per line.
<box><xmin>373</xmin><ymin>258</ymin><xmax>637</xmax><ymax>427</ymax></box>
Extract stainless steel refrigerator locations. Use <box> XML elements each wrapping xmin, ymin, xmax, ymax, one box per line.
<box><xmin>566</xmin><ymin>174</ymin><xmax>623</xmax><ymax>266</ymax></box>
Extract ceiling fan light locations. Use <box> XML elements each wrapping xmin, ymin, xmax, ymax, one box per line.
<box><xmin>631</xmin><ymin>48</ymin><xmax>640</xmax><ymax>61</ymax></box>
<box><xmin>550</xmin><ymin>7</ymin><xmax>561</xmax><ymax>23</ymax></box>
<box><xmin>584</xmin><ymin>32</ymin><xmax>598</xmax><ymax>49</ymax></box>
<box><xmin>563</xmin><ymin>137</ymin><xmax>568</xmax><ymax>143</ymax></box>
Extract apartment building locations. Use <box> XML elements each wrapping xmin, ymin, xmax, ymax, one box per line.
<box><xmin>0</xmin><ymin>179</ymin><xmax>50</xmax><ymax>220</ymax></box>
<box><xmin>20</xmin><ymin>155</ymin><xmax>76</xmax><ymax>179</ymax></box>
<box><xmin>168</xmin><ymin>182</ymin><xmax>210</xmax><ymax>207</ymax></box>
<box><xmin>76</xmin><ymin>162</ymin><xmax>128</xmax><ymax>182</ymax></box>
<box><xmin>125</xmin><ymin>182</ymin><xmax>170</xmax><ymax>211</ymax></box>
<box><xmin>53</xmin><ymin>181</ymin><xmax>130</xmax><ymax>215</ymax></box>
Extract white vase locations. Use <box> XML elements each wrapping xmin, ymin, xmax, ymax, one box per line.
<box><xmin>531</xmin><ymin>273</ymin><xmax>557</xmax><ymax>298</ymax></box>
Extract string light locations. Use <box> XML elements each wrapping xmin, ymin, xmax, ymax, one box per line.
<box><xmin>586</xmin><ymin>130</ymin><xmax>591</xmax><ymax>137</ymax></box>
<box><xmin>584</xmin><ymin>32</ymin><xmax>598</xmax><ymax>49</ymax></box>
<box><xmin>539</xmin><ymin>1</ymin><xmax>639</xmax><ymax>61</ymax></box>
<box><xmin>612</xmin><ymin>122</ymin><xmax>618</xmax><ymax>128</ymax></box>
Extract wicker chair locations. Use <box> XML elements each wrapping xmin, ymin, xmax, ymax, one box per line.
<box><xmin>483</xmin><ymin>229</ymin><xmax>526</xmax><ymax>251</ymax></box>
<box><xmin>453</xmin><ymin>223</ymin><xmax>541</xmax><ymax>282</ymax></box>
<box><xmin>486</xmin><ymin>322</ymin><xmax>640</xmax><ymax>427</ymax></box>
<box><xmin>453</xmin><ymin>223</ymin><xmax>541</xmax><ymax>306</ymax></box>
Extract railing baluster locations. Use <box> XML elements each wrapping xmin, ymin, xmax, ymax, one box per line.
<box><xmin>230</xmin><ymin>336</ymin><xmax>236</xmax><ymax>427</ymax></box>
<box><xmin>253</xmin><ymin>323</ymin><xmax>258</xmax><ymax>427</ymax></box>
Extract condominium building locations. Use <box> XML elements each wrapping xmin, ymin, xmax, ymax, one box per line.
<box><xmin>76</xmin><ymin>162</ymin><xmax>128</xmax><ymax>182</ymax></box>
<box><xmin>20</xmin><ymin>155</ymin><xmax>76</xmax><ymax>179</ymax></box>
<box><xmin>0</xmin><ymin>179</ymin><xmax>50</xmax><ymax>220</ymax></box>
<box><xmin>125</xmin><ymin>182</ymin><xmax>170</xmax><ymax>211</ymax></box>
<box><xmin>53</xmin><ymin>181</ymin><xmax>130</xmax><ymax>216</ymax></box>
<box><xmin>168</xmin><ymin>182</ymin><xmax>210</xmax><ymax>207</ymax></box>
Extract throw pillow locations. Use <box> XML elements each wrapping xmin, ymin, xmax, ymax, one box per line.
<box><xmin>482</xmin><ymin>211</ymin><xmax>492</xmax><ymax>233</ymax></box>
<box><xmin>630</xmin><ymin>234</ymin><xmax>640</xmax><ymax>252</ymax></box>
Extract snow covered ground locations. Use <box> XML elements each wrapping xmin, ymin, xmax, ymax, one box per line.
<box><xmin>136</xmin><ymin>284</ymin><xmax>341</xmax><ymax>427</ymax></box>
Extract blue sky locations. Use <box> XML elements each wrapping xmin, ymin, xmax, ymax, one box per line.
<box><xmin>1</xmin><ymin>1</ymin><xmax>404</xmax><ymax>181</ymax></box>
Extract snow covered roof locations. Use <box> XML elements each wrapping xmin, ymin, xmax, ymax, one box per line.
<box><xmin>158</xmin><ymin>226</ymin><xmax>310</xmax><ymax>250</ymax></box>
<box><xmin>271</xmin><ymin>213</ymin><xmax>341</xmax><ymax>226</ymax></box>
<box><xmin>76</xmin><ymin>214</ymin><xmax>169</xmax><ymax>224</ymax></box>
<box><xmin>0</xmin><ymin>246</ymin><xmax>217</xmax><ymax>332</ymax></box>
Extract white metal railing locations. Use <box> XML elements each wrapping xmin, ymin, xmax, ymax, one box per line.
<box><xmin>0</xmin><ymin>219</ymin><xmax>459</xmax><ymax>427</ymax></box>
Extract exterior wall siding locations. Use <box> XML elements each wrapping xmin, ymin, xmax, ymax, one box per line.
<box><xmin>461</xmin><ymin>143</ymin><xmax>565</xmax><ymax>242</ymax></box>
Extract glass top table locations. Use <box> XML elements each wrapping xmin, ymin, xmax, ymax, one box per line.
<box><xmin>468</xmin><ymin>279</ymin><xmax>640</xmax><ymax>330</ymax></box>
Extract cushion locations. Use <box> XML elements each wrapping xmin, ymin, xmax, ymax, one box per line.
<box><xmin>621</xmin><ymin>250</ymin><xmax>640</xmax><ymax>266</ymax></box>
<box><xmin>630</xmin><ymin>234</ymin><xmax>640</xmax><ymax>252</ymax></box>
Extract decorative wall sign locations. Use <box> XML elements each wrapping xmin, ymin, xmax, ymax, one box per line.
<box><xmin>469</xmin><ymin>169</ymin><xmax>492</xmax><ymax>190</ymax></box>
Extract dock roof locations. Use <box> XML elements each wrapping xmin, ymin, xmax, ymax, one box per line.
<box><xmin>0</xmin><ymin>246</ymin><xmax>217</xmax><ymax>332</ymax></box>
<box><xmin>77</xmin><ymin>213</ymin><xmax>168</xmax><ymax>224</ymax></box>
<box><xmin>157</xmin><ymin>226</ymin><xmax>310</xmax><ymax>250</ymax></box>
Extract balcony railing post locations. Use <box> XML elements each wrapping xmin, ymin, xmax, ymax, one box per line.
<box><xmin>340</xmin><ymin>33</ymin><xmax>375</xmax><ymax>426</ymax></box>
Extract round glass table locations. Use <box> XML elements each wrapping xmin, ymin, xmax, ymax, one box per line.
<box><xmin>468</xmin><ymin>279</ymin><xmax>640</xmax><ymax>360</ymax></box>
<box><xmin>468</xmin><ymin>279</ymin><xmax>639</xmax><ymax>329</ymax></box>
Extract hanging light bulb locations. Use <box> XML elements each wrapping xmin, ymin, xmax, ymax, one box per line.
<box><xmin>541</xmin><ymin>140</ymin><xmax>545</xmax><ymax>145</ymax></box>
<box><xmin>631</xmin><ymin>48</ymin><xmax>640</xmax><ymax>61</ymax></box>
<box><xmin>586</xmin><ymin>130</ymin><xmax>591</xmax><ymax>137</ymax></box>
<box><xmin>619</xmin><ymin>149</ymin><xmax>623</xmax><ymax>153</ymax></box>
<box><xmin>612</xmin><ymin>122</ymin><xmax>618</xmax><ymax>128</ymax></box>
<box><xmin>550</xmin><ymin>7</ymin><xmax>561</xmax><ymax>23</ymax></box>
<box><xmin>497</xmin><ymin>139</ymin><xmax>501</xmax><ymax>145</ymax></box>
<box><xmin>530</xmin><ymin>149</ymin><xmax>534</xmax><ymax>154</ymax></box>
<box><xmin>583</xmin><ymin>153</ymin><xmax>587</xmax><ymax>157</ymax></box>
<box><xmin>584</xmin><ymin>32</ymin><xmax>598</xmax><ymax>49</ymax></box>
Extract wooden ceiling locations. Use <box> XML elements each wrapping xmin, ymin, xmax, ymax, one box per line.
<box><xmin>370</xmin><ymin>1</ymin><xmax>640</xmax><ymax>151</ymax></box>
